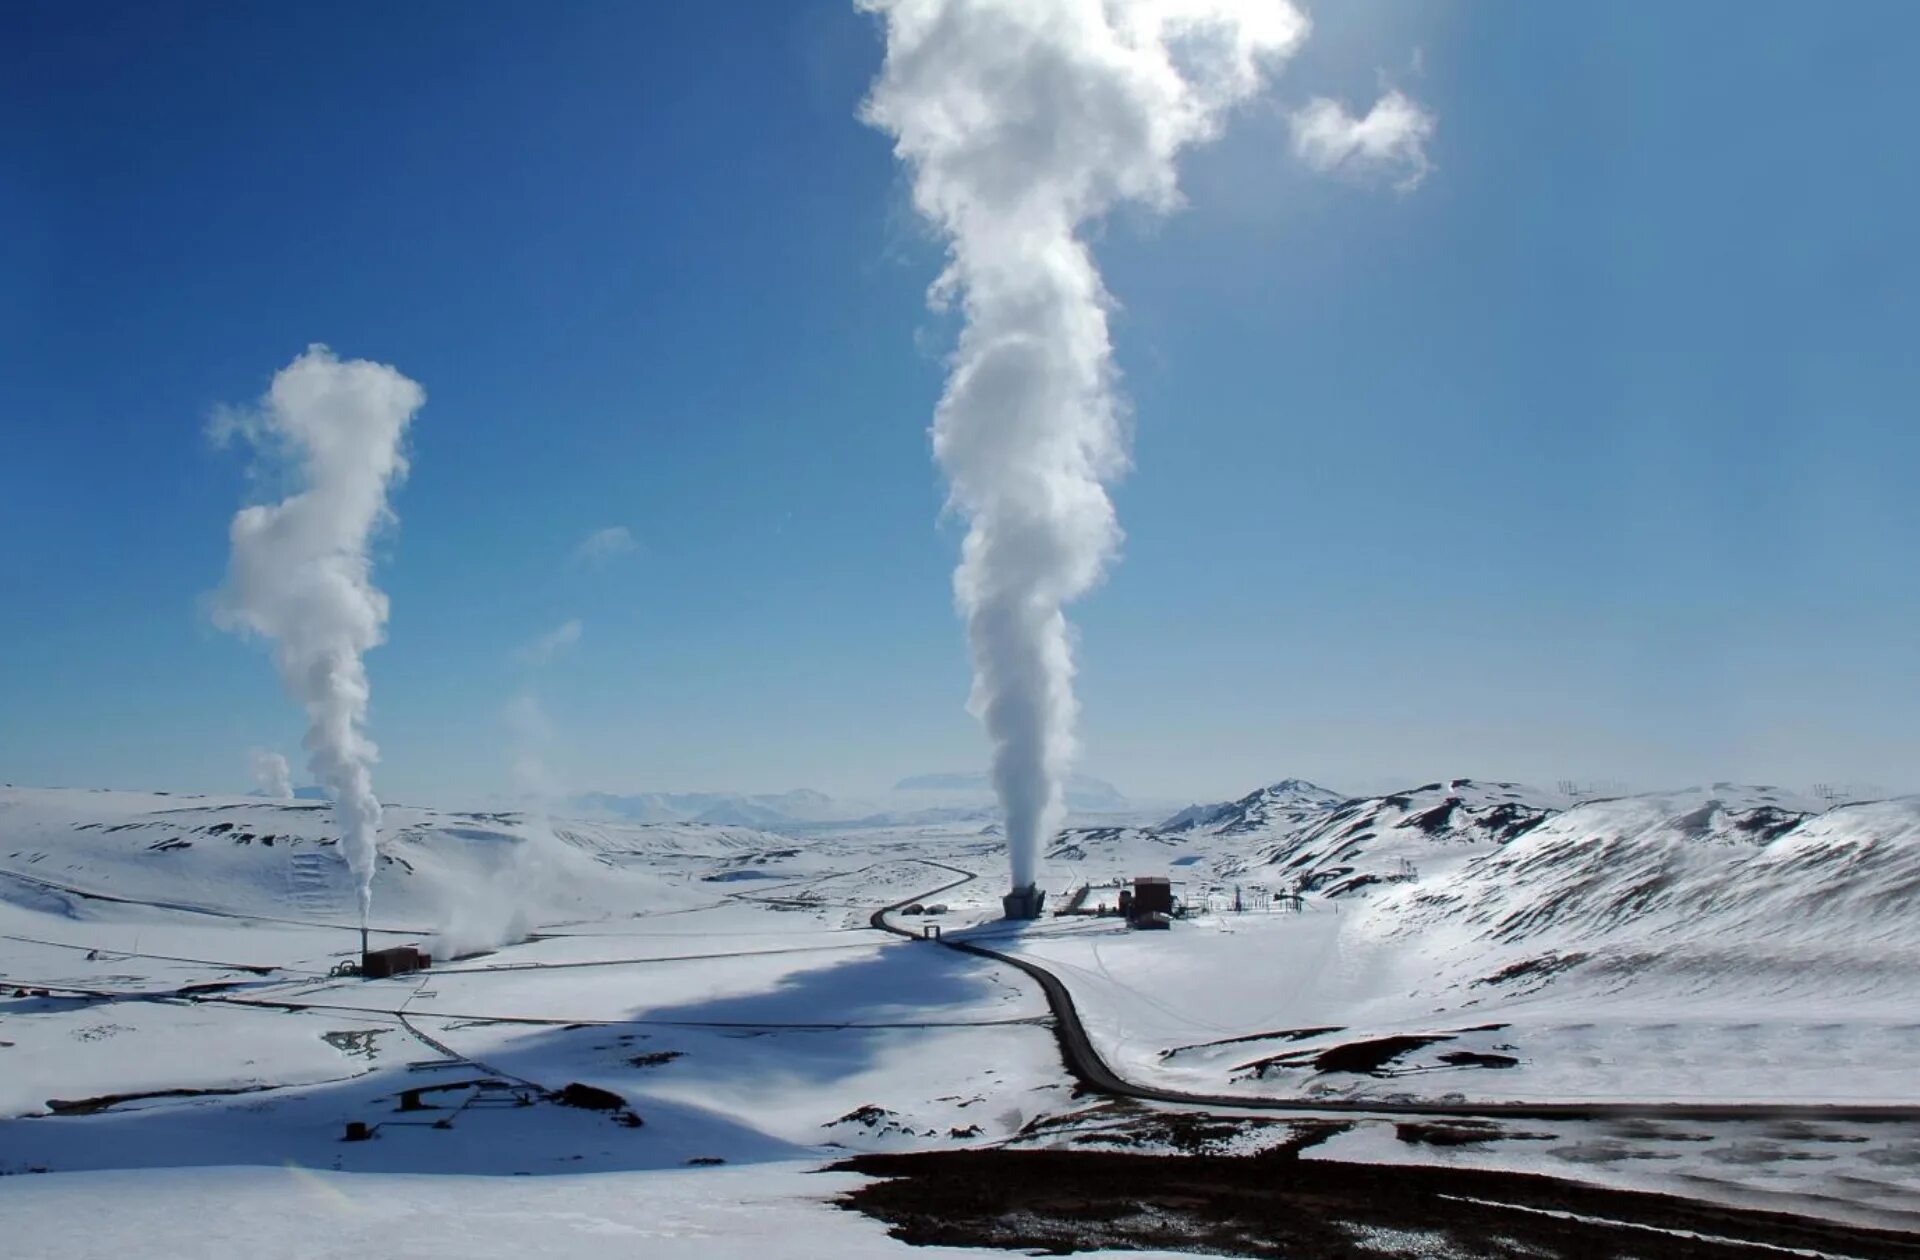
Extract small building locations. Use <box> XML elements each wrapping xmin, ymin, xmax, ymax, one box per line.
<box><xmin>1131</xmin><ymin>876</ymin><xmax>1173</xmax><ymax>916</ymax></box>
<box><xmin>362</xmin><ymin>945</ymin><xmax>431</xmax><ymax>979</ymax></box>
<box><xmin>1126</xmin><ymin>876</ymin><xmax>1174</xmax><ymax>929</ymax></box>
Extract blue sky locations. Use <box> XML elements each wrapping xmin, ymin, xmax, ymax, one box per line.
<box><xmin>3</xmin><ymin>1</ymin><xmax>1916</xmax><ymax>807</ymax></box>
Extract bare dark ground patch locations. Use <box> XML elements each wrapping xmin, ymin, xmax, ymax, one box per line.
<box><xmin>1238</xmin><ymin>1032</ymin><xmax>1452</xmax><ymax>1078</ymax></box>
<box><xmin>1160</xmin><ymin>1026</ymin><xmax>1345</xmax><ymax>1061</ymax></box>
<box><xmin>43</xmin><ymin>1083</ymin><xmax>281</xmax><ymax>1115</ymax></box>
<box><xmin>833</xmin><ymin>1146</ymin><xmax>1920</xmax><ymax>1259</ymax></box>
<box><xmin>1010</xmin><ymin>1100</ymin><xmax>1347</xmax><ymax>1157</ymax></box>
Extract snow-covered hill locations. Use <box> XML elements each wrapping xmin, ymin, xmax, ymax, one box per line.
<box><xmin>1233</xmin><ymin>779</ymin><xmax>1564</xmax><ymax>895</ymax></box>
<box><xmin>6</xmin><ymin>778</ymin><xmax>1914</xmax><ymax>1105</ymax></box>
<box><xmin>1002</xmin><ymin>777</ymin><xmax>1920</xmax><ymax>1117</ymax></box>
<box><xmin>1377</xmin><ymin>787</ymin><xmax>1917</xmax><ymax>1003</ymax></box>
<box><xmin>1040</xmin><ymin>778</ymin><xmax>1565</xmax><ymax>902</ymax></box>
<box><xmin>7</xmin><ymin>778</ymin><xmax>1920</xmax><ymax>1235</ymax></box>
<box><xmin>1157</xmin><ymin>778</ymin><xmax>1344</xmax><ymax>835</ymax></box>
<box><xmin>0</xmin><ymin>787</ymin><xmax>805</xmax><ymax>951</ymax></box>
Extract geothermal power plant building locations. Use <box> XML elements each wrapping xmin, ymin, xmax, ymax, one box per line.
<box><xmin>1121</xmin><ymin>875</ymin><xmax>1174</xmax><ymax>929</ymax></box>
<box><xmin>1002</xmin><ymin>883</ymin><xmax>1046</xmax><ymax>920</ymax></box>
<box><xmin>361</xmin><ymin>945</ymin><xmax>430</xmax><ymax>979</ymax></box>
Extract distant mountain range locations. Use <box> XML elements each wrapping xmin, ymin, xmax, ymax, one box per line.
<box><xmin>567</xmin><ymin>771</ymin><xmax>1134</xmax><ymax>831</ymax></box>
<box><xmin>891</xmin><ymin>771</ymin><xmax>1128</xmax><ymax>812</ymax></box>
<box><xmin>1053</xmin><ymin>776</ymin><xmax>1856</xmax><ymax>904</ymax></box>
<box><xmin>568</xmin><ymin>788</ymin><xmax>842</xmax><ymax>828</ymax></box>
<box><xmin>1157</xmin><ymin>778</ymin><xmax>1345</xmax><ymax>835</ymax></box>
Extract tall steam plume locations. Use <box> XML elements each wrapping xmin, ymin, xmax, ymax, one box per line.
<box><xmin>861</xmin><ymin>0</ymin><xmax>1305</xmax><ymax>890</ymax></box>
<box><xmin>214</xmin><ymin>345</ymin><xmax>424</xmax><ymax>922</ymax></box>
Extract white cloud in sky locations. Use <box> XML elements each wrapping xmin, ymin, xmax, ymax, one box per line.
<box><xmin>518</xmin><ymin>617</ymin><xmax>582</xmax><ymax>666</ymax></box>
<box><xmin>572</xmin><ymin>525</ymin><xmax>636</xmax><ymax>567</ymax></box>
<box><xmin>1289</xmin><ymin>89</ymin><xmax>1436</xmax><ymax>191</ymax></box>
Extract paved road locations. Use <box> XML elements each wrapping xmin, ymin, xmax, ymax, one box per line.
<box><xmin>872</xmin><ymin>864</ymin><xmax>1920</xmax><ymax>1124</ymax></box>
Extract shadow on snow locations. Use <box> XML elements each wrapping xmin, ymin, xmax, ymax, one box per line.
<box><xmin>0</xmin><ymin>929</ymin><xmax>1042</xmax><ymax>1177</ymax></box>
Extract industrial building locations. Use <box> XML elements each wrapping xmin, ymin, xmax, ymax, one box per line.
<box><xmin>1002</xmin><ymin>883</ymin><xmax>1047</xmax><ymax>920</ymax></box>
<box><xmin>1120</xmin><ymin>875</ymin><xmax>1174</xmax><ymax>929</ymax></box>
<box><xmin>360</xmin><ymin>944</ymin><xmax>431</xmax><ymax>979</ymax></box>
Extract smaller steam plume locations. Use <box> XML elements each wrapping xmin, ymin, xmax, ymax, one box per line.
<box><xmin>213</xmin><ymin>344</ymin><xmax>424</xmax><ymax>924</ymax></box>
<box><xmin>249</xmin><ymin>748</ymin><xmax>295</xmax><ymax>801</ymax></box>
<box><xmin>429</xmin><ymin>690</ymin><xmax>586</xmax><ymax>961</ymax></box>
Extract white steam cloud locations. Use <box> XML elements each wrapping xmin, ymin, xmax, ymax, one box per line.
<box><xmin>426</xmin><ymin>680</ymin><xmax>564</xmax><ymax>961</ymax></box>
<box><xmin>213</xmin><ymin>344</ymin><xmax>424</xmax><ymax>923</ymax></box>
<box><xmin>1289</xmin><ymin>89</ymin><xmax>1435</xmax><ymax>190</ymax></box>
<box><xmin>518</xmin><ymin>617</ymin><xmax>583</xmax><ymax>666</ymax></box>
<box><xmin>860</xmin><ymin>0</ymin><xmax>1306</xmax><ymax>890</ymax></box>
<box><xmin>248</xmin><ymin>748</ymin><xmax>295</xmax><ymax>801</ymax></box>
<box><xmin>571</xmin><ymin>525</ymin><xmax>637</xmax><ymax>568</ymax></box>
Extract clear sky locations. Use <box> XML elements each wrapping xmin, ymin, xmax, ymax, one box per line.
<box><xmin>3</xmin><ymin>1</ymin><xmax>1916</xmax><ymax>808</ymax></box>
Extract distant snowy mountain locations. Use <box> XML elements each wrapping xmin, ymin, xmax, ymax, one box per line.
<box><xmin>1360</xmin><ymin>786</ymin><xmax>1920</xmax><ymax>1025</ymax></box>
<box><xmin>1040</xmin><ymin>773</ymin><xmax>1913</xmax><ymax>992</ymax></box>
<box><xmin>1235</xmin><ymin>778</ymin><xmax>1565</xmax><ymax>895</ymax></box>
<box><xmin>1004</xmin><ymin>777</ymin><xmax>1920</xmax><ymax>1118</ymax></box>
<box><xmin>1157</xmin><ymin>778</ymin><xmax>1344</xmax><ymax>835</ymax></box>
<box><xmin>1387</xmin><ymin>784</ymin><xmax>1839</xmax><ymax>956</ymax></box>
<box><xmin>571</xmin><ymin>772</ymin><xmax>1136</xmax><ymax>832</ymax></box>
<box><xmin>569</xmin><ymin>788</ymin><xmax>842</xmax><ymax>827</ymax></box>
<box><xmin>894</xmin><ymin>771</ymin><xmax>1129</xmax><ymax>813</ymax></box>
<box><xmin>1044</xmin><ymin>778</ymin><xmax>1563</xmax><ymax>895</ymax></box>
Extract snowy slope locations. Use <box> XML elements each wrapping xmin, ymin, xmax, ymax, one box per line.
<box><xmin>1001</xmin><ymin>781</ymin><xmax>1920</xmax><ymax>1113</ymax></box>
<box><xmin>1157</xmin><ymin>778</ymin><xmax>1344</xmax><ymax>835</ymax></box>
<box><xmin>1033</xmin><ymin>779</ymin><xmax>1564</xmax><ymax>909</ymax></box>
<box><xmin>0</xmin><ymin>787</ymin><xmax>800</xmax><ymax>945</ymax></box>
<box><xmin>1233</xmin><ymin>779</ymin><xmax>1565</xmax><ymax>895</ymax></box>
<box><xmin>0</xmin><ymin>787</ymin><xmax>1068</xmax><ymax>1179</ymax></box>
<box><xmin>3</xmin><ymin>1164</ymin><xmax>1049</xmax><ymax>1260</ymax></box>
<box><xmin>1377</xmin><ymin>788</ymin><xmax>1916</xmax><ymax>1002</ymax></box>
<box><xmin>6</xmin><ymin>781</ymin><xmax>1920</xmax><ymax>1237</ymax></box>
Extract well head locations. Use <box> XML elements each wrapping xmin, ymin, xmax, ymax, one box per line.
<box><xmin>1001</xmin><ymin>883</ymin><xmax>1046</xmax><ymax>920</ymax></box>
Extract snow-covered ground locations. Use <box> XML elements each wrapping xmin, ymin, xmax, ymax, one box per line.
<box><xmin>3</xmin><ymin>1163</ymin><xmax>1215</xmax><ymax>1260</ymax></box>
<box><xmin>0</xmin><ymin>787</ymin><xmax>1077</xmax><ymax>1256</ymax></box>
<box><xmin>4</xmin><ymin>780</ymin><xmax>1918</xmax><ymax>1248</ymax></box>
<box><xmin>1004</xmin><ymin>780</ymin><xmax>1920</xmax><ymax>1107</ymax></box>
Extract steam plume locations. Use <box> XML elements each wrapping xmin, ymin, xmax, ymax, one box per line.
<box><xmin>249</xmin><ymin>748</ymin><xmax>295</xmax><ymax>801</ymax></box>
<box><xmin>213</xmin><ymin>345</ymin><xmax>424</xmax><ymax>922</ymax></box>
<box><xmin>860</xmin><ymin>0</ymin><xmax>1305</xmax><ymax>888</ymax></box>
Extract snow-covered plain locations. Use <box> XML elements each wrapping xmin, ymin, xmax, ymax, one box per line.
<box><xmin>4</xmin><ymin>779</ymin><xmax>1919</xmax><ymax>1250</ymax></box>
